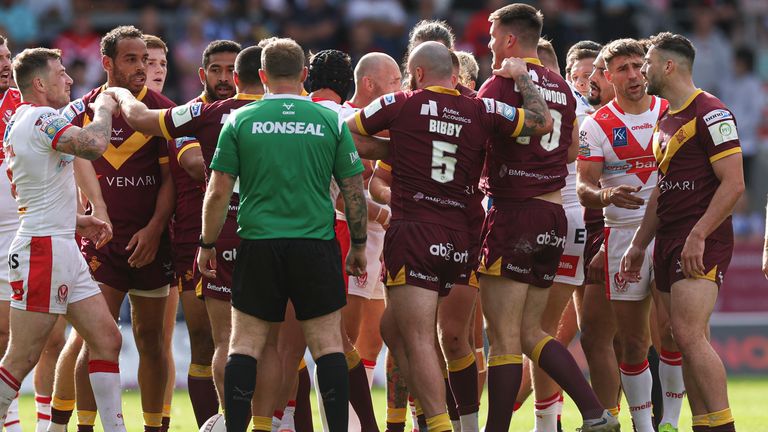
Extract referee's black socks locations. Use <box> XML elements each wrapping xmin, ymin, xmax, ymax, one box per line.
<box><xmin>315</xmin><ymin>352</ymin><xmax>350</xmax><ymax>432</ymax></box>
<box><xmin>225</xmin><ymin>354</ymin><xmax>257</xmax><ymax>432</ymax></box>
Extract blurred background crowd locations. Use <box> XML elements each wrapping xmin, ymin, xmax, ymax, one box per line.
<box><xmin>1</xmin><ymin>0</ymin><xmax>767</xmax><ymax>235</ymax></box>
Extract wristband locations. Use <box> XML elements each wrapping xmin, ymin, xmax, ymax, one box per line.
<box><xmin>199</xmin><ymin>235</ymin><xmax>216</xmax><ymax>249</ymax></box>
<box><xmin>351</xmin><ymin>236</ymin><xmax>367</xmax><ymax>245</ymax></box>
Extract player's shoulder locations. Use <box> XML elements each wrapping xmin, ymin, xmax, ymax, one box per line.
<box><xmin>694</xmin><ymin>91</ymin><xmax>734</xmax><ymax>124</ymax></box>
<box><xmin>590</xmin><ymin>102</ymin><xmax>616</xmax><ymax>123</ymax></box>
<box><xmin>7</xmin><ymin>87</ymin><xmax>21</xmax><ymax>102</ymax></box>
<box><xmin>143</xmin><ymin>87</ymin><xmax>176</xmax><ymax>109</ymax></box>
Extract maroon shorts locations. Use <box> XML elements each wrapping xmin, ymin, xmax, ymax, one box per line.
<box><xmin>195</xmin><ymin>215</ymin><xmax>239</xmax><ymax>301</ymax></box>
<box><xmin>172</xmin><ymin>242</ymin><xmax>199</xmax><ymax>293</ymax></box>
<box><xmin>653</xmin><ymin>236</ymin><xmax>733</xmax><ymax>293</ymax></box>
<box><xmin>478</xmin><ymin>199</ymin><xmax>566</xmax><ymax>288</ymax></box>
<box><xmin>334</xmin><ymin>218</ymin><xmax>350</xmax><ymax>292</ymax></box>
<box><xmin>383</xmin><ymin>221</ymin><xmax>473</xmax><ymax>297</ymax></box>
<box><xmin>583</xmin><ymin>220</ymin><xmax>605</xmax><ymax>284</ymax></box>
<box><xmin>81</xmin><ymin>235</ymin><xmax>173</xmax><ymax>292</ymax></box>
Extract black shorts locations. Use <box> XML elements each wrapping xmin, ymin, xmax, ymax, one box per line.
<box><xmin>231</xmin><ymin>238</ymin><xmax>346</xmax><ymax>322</ymax></box>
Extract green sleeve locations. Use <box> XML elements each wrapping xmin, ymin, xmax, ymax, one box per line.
<box><xmin>333</xmin><ymin>122</ymin><xmax>365</xmax><ymax>179</ymax></box>
<box><xmin>210</xmin><ymin>115</ymin><xmax>240</xmax><ymax>176</ymax></box>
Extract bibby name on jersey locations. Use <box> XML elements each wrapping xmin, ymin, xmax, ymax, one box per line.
<box><xmin>251</xmin><ymin>121</ymin><xmax>325</xmax><ymax>136</ymax></box>
<box><xmin>428</xmin><ymin>119</ymin><xmax>462</xmax><ymax>137</ymax></box>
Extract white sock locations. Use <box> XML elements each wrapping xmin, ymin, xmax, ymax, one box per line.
<box><xmin>0</xmin><ymin>367</ymin><xmax>21</xmax><ymax>425</ymax></box>
<box><xmin>659</xmin><ymin>351</ymin><xmax>685</xmax><ymax>428</ymax></box>
<box><xmin>36</xmin><ymin>394</ymin><xmax>53</xmax><ymax>432</ymax></box>
<box><xmin>408</xmin><ymin>397</ymin><xmax>419</xmax><ymax>432</ymax></box>
<box><xmin>451</xmin><ymin>419</ymin><xmax>462</xmax><ymax>432</ymax></box>
<box><xmin>279</xmin><ymin>402</ymin><xmax>296</xmax><ymax>431</ymax></box>
<box><xmin>46</xmin><ymin>422</ymin><xmax>67</xmax><ymax>432</ymax></box>
<box><xmin>534</xmin><ymin>392</ymin><xmax>560</xmax><ymax>432</ymax></box>
<box><xmin>459</xmin><ymin>411</ymin><xmax>479</xmax><ymax>432</ymax></box>
<box><xmin>620</xmin><ymin>361</ymin><xmax>654</xmax><ymax>432</ymax></box>
<box><xmin>5</xmin><ymin>395</ymin><xmax>21</xmax><ymax>431</ymax></box>
<box><xmin>272</xmin><ymin>415</ymin><xmax>282</xmax><ymax>432</ymax></box>
<box><xmin>88</xmin><ymin>361</ymin><xmax>127</xmax><ymax>432</ymax></box>
<box><xmin>363</xmin><ymin>360</ymin><xmax>375</xmax><ymax>389</ymax></box>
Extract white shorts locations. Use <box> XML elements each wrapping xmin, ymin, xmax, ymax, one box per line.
<box><xmin>554</xmin><ymin>206</ymin><xmax>587</xmax><ymax>286</ymax></box>
<box><xmin>604</xmin><ymin>226</ymin><xmax>654</xmax><ymax>301</ymax></box>
<box><xmin>347</xmin><ymin>224</ymin><xmax>385</xmax><ymax>300</ymax></box>
<box><xmin>8</xmin><ymin>235</ymin><xmax>100</xmax><ymax>314</ymax></box>
<box><xmin>0</xmin><ymin>230</ymin><xmax>14</xmax><ymax>302</ymax></box>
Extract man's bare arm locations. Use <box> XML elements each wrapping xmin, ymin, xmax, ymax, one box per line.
<box><xmin>57</xmin><ymin>94</ymin><xmax>116</xmax><ymax>160</ymax></box>
<box><xmin>492</xmin><ymin>57</ymin><xmax>553</xmax><ymax>136</ymax></box>
<box><xmin>201</xmin><ymin>170</ymin><xmax>236</xmax><ymax>244</ymax></box>
<box><xmin>338</xmin><ymin>173</ymin><xmax>368</xmax><ymax>242</ymax></box>
<box><xmin>107</xmin><ymin>87</ymin><xmax>165</xmax><ymax>137</ymax></box>
<box><xmin>345</xmin><ymin>117</ymin><xmax>391</xmax><ymax>160</ymax></box>
<box><xmin>576</xmin><ymin>159</ymin><xmax>607</xmax><ymax>209</ymax></box>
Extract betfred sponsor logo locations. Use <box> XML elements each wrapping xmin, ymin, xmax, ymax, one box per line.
<box><xmin>429</xmin><ymin>243</ymin><xmax>469</xmax><ymax>263</ymax></box>
<box><xmin>206</xmin><ymin>283</ymin><xmax>231</xmax><ymax>294</ymax></box>
<box><xmin>408</xmin><ymin>270</ymin><xmax>438</xmax><ymax>283</ymax></box>
<box><xmin>506</xmin><ymin>264</ymin><xmax>531</xmax><ymax>274</ymax></box>
<box><xmin>537</xmin><ymin>230</ymin><xmax>566</xmax><ymax>248</ymax></box>
<box><xmin>557</xmin><ymin>254</ymin><xmax>579</xmax><ymax>277</ymax></box>
<box><xmin>629</xmin><ymin>401</ymin><xmax>652</xmax><ymax>412</ymax></box>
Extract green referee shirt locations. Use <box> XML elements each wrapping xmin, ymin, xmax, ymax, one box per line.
<box><xmin>210</xmin><ymin>94</ymin><xmax>364</xmax><ymax>240</ymax></box>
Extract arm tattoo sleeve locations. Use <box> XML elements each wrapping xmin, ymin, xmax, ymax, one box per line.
<box><xmin>58</xmin><ymin>106</ymin><xmax>113</xmax><ymax>160</ymax></box>
<box><xmin>515</xmin><ymin>73</ymin><xmax>551</xmax><ymax>136</ymax></box>
<box><xmin>338</xmin><ymin>173</ymin><xmax>368</xmax><ymax>240</ymax></box>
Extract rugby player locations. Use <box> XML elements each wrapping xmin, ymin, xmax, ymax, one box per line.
<box><xmin>348</xmin><ymin>41</ymin><xmax>550</xmax><ymax>432</ymax></box>
<box><xmin>477</xmin><ymin>4</ymin><xmax>617</xmax><ymax>431</ymax></box>
<box><xmin>0</xmin><ymin>47</ymin><xmax>125</xmax><ymax>431</ymax></box>
<box><xmin>623</xmin><ymin>32</ymin><xmax>744</xmax><ymax>432</ymax></box>
<box><xmin>60</xmin><ymin>25</ymin><xmax>176</xmax><ymax>432</ymax></box>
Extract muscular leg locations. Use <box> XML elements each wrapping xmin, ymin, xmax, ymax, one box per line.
<box><xmin>343</xmin><ymin>295</ymin><xmax>366</xmax><ymax>345</ymax></box>
<box><xmin>252</xmin><ymin>325</ymin><xmax>282</xmax><ymax>418</ymax></box>
<box><xmin>579</xmin><ymin>282</ymin><xmax>621</xmax><ymax>411</ymax></box>
<box><xmin>276</xmin><ymin>302</ymin><xmax>307</xmax><ymax>414</ymax></box>
<box><xmin>179</xmin><ymin>290</ymin><xmax>217</xmax><ymax>426</ymax></box>
<box><xmin>50</xmin><ymin>330</ymin><xmax>82</xmax><ymax>428</ymax></box>
<box><xmin>613</xmin><ymin>297</ymin><xmax>653</xmax><ymax>432</ymax></box>
<box><xmin>0</xmin><ymin>301</ymin><xmax>10</xmax><ymax>357</ymax></box>
<box><xmin>355</xmin><ymin>298</ymin><xmax>385</xmax><ymax>369</ymax></box>
<box><xmin>34</xmin><ymin>317</ymin><xmax>66</xmax><ymax>431</ymax></box>
<box><xmin>161</xmin><ymin>288</ymin><xmax>178</xmax><ymax>430</ymax></box>
<box><xmin>205</xmin><ymin>297</ymin><xmax>232</xmax><ymax>406</ymax></box>
<box><xmin>472</xmin><ymin>299</ymin><xmax>486</xmax><ymax>396</ymax></box>
<box><xmin>652</xmin><ymin>287</ymin><xmax>685</xmax><ymax>429</ymax></box>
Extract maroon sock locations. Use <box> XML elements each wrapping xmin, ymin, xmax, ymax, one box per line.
<box><xmin>51</xmin><ymin>408</ymin><xmax>74</xmax><ymax>426</ymax></box>
<box><xmin>692</xmin><ymin>426</ymin><xmax>711</xmax><ymax>432</ymax></box>
<box><xmin>417</xmin><ymin>413</ymin><xmax>427</xmax><ymax>429</ymax></box>
<box><xmin>160</xmin><ymin>416</ymin><xmax>170</xmax><ymax>432</ymax></box>
<box><xmin>349</xmin><ymin>361</ymin><xmax>379</xmax><ymax>431</ymax></box>
<box><xmin>144</xmin><ymin>427</ymin><xmax>162</xmax><ymax>432</ymax></box>
<box><xmin>386</xmin><ymin>422</ymin><xmax>406</xmax><ymax>432</ymax></box>
<box><xmin>295</xmin><ymin>367</ymin><xmax>314</xmax><ymax>432</ymax></box>
<box><xmin>710</xmin><ymin>423</ymin><xmax>735</xmax><ymax>432</ymax></box>
<box><xmin>536</xmin><ymin>339</ymin><xmax>603</xmax><ymax>420</ymax></box>
<box><xmin>77</xmin><ymin>426</ymin><xmax>94</xmax><ymax>432</ymax></box>
<box><xmin>188</xmin><ymin>374</ymin><xmax>219</xmax><ymax>427</ymax></box>
<box><xmin>444</xmin><ymin>377</ymin><xmax>460</xmax><ymax>421</ymax></box>
<box><xmin>485</xmin><ymin>362</ymin><xmax>522</xmax><ymax>432</ymax></box>
<box><xmin>449</xmin><ymin>362</ymin><xmax>480</xmax><ymax>416</ymax></box>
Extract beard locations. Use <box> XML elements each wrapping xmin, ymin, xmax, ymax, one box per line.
<box><xmin>645</xmin><ymin>79</ymin><xmax>662</xmax><ymax>96</ymax></box>
<box><xmin>113</xmin><ymin>68</ymin><xmax>145</xmax><ymax>94</ymax></box>
<box><xmin>409</xmin><ymin>74</ymin><xmax>418</xmax><ymax>91</ymax></box>
<box><xmin>205</xmin><ymin>81</ymin><xmax>235</xmax><ymax>102</ymax></box>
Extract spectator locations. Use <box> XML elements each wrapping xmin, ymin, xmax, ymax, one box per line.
<box><xmin>283</xmin><ymin>0</ymin><xmax>342</xmax><ymax>53</ymax></box>
<box><xmin>0</xmin><ymin>0</ymin><xmax>40</xmax><ymax>47</ymax></box>
<box><xmin>174</xmin><ymin>13</ymin><xmax>210</xmax><ymax>101</ymax></box>
<box><xmin>53</xmin><ymin>13</ymin><xmax>103</xmax><ymax>90</ymax></box>
<box><xmin>233</xmin><ymin>0</ymin><xmax>281</xmax><ymax>46</ymax></box>
<box><xmin>461</xmin><ymin>0</ymin><xmax>505</xmax><ymax>80</ymax></box>
<box><xmin>686</xmin><ymin>4</ymin><xmax>733</xmax><ymax>96</ymax></box>
<box><xmin>346</xmin><ymin>0</ymin><xmax>406</xmax><ymax>57</ymax></box>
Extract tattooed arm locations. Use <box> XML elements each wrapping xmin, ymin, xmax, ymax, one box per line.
<box><xmin>57</xmin><ymin>93</ymin><xmax>118</xmax><ymax>160</ymax></box>
<box><xmin>338</xmin><ymin>173</ymin><xmax>368</xmax><ymax>276</ymax></box>
<box><xmin>492</xmin><ymin>57</ymin><xmax>553</xmax><ymax>136</ymax></box>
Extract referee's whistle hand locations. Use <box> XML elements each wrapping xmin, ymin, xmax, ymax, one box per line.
<box><xmin>346</xmin><ymin>247</ymin><xmax>367</xmax><ymax>277</ymax></box>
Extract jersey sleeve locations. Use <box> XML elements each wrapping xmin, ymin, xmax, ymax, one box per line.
<box><xmin>699</xmin><ymin>108</ymin><xmax>742</xmax><ymax>164</ymax></box>
<box><xmin>62</xmin><ymin>97</ymin><xmax>87</xmax><ymax>126</ymax></box>
<box><xmin>209</xmin><ymin>112</ymin><xmax>239</xmax><ymax>176</ymax></box>
<box><xmin>159</xmin><ymin>101</ymin><xmax>204</xmax><ymax>141</ymax></box>
<box><xmin>169</xmin><ymin>137</ymin><xmax>201</xmax><ymax>164</ymax></box>
<box><xmin>35</xmin><ymin>109</ymin><xmax>73</xmax><ymax>152</ymax></box>
<box><xmin>376</xmin><ymin>159</ymin><xmax>392</xmax><ymax>172</ymax></box>
<box><xmin>333</xmin><ymin>122</ymin><xmax>365</xmax><ymax>180</ymax></box>
<box><xmin>479</xmin><ymin>98</ymin><xmax>525</xmax><ymax>137</ymax></box>
<box><xmin>577</xmin><ymin>116</ymin><xmax>605</xmax><ymax>162</ymax></box>
<box><xmin>353</xmin><ymin>92</ymin><xmax>406</xmax><ymax>136</ymax></box>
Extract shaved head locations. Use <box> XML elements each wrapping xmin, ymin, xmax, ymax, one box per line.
<box><xmin>354</xmin><ymin>52</ymin><xmax>399</xmax><ymax>83</ymax></box>
<box><xmin>408</xmin><ymin>41</ymin><xmax>453</xmax><ymax>81</ymax></box>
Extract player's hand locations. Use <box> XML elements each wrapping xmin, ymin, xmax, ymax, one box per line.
<box><xmin>91</xmin><ymin>92</ymin><xmax>119</xmax><ymax>116</ymax></box>
<box><xmin>102</xmin><ymin>87</ymin><xmax>133</xmax><ymax>105</ymax></box>
<box><xmin>197</xmin><ymin>247</ymin><xmax>217</xmax><ymax>279</ymax></box>
<box><xmin>606</xmin><ymin>185</ymin><xmax>644</xmax><ymax>209</ymax></box>
<box><xmin>90</xmin><ymin>206</ymin><xmax>112</xmax><ymax>239</ymax></box>
<box><xmin>76</xmin><ymin>214</ymin><xmax>113</xmax><ymax>249</ymax></box>
<box><xmin>681</xmin><ymin>231</ymin><xmax>706</xmax><ymax>278</ymax></box>
<box><xmin>346</xmin><ymin>244</ymin><xmax>367</xmax><ymax>277</ymax></box>
<box><xmin>587</xmin><ymin>247</ymin><xmax>605</xmax><ymax>283</ymax></box>
<box><xmin>125</xmin><ymin>224</ymin><xmax>162</xmax><ymax>268</ymax></box>
<box><xmin>620</xmin><ymin>244</ymin><xmax>645</xmax><ymax>283</ymax></box>
<box><xmin>492</xmin><ymin>57</ymin><xmax>529</xmax><ymax>80</ymax></box>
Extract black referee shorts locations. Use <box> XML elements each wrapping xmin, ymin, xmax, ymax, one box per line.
<box><xmin>231</xmin><ymin>238</ymin><xmax>347</xmax><ymax>322</ymax></box>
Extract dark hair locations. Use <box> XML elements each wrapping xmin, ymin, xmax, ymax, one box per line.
<box><xmin>0</xmin><ymin>35</ymin><xmax>6</xmax><ymax>47</ymax></box>
<box><xmin>537</xmin><ymin>38</ymin><xmax>558</xmax><ymax>66</ymax></box>
<box><xmin>488</xmin><ymin>4</ymin><xmax>543</xmax><ymax>48</ymax></box>
<box><xmin>262</xmin><ymin>38</ymin><xmax>305</xmax><ymax>80</ymax></box>
<box><xmin>565</xmin><ymin>40</ymin><xmax>601</xmax><ymax>75</ymax></box>
<box><xmin>734</xmin><ymin>46</ymin><xmax>755</xmax><ymax>72</ymax></box>
<box><xmin>202</xmin><ymin>40</ymin><xmax>242</xmax><ymax>69</ymax></box>
<box><xmin>100</xmin><ymin>25</ymin><xmax>144</xmax><ymax>59</ymax></box>
<box><xmin>408</xmin><ymin>20</ymin><xmax>455</xmax><ymax>51</ymax></box>
<box><xmin>602</xmin><ymin>38</ymin><xmax>646</xmax><ymax>67</ymax></box>
<box><xmin>235</xmin><ymin>45</ymin><xmax>263</xmax><ymax>86</ymax></box>
<box><xmin>12</xmin><ymin>48</ymin><xmax>62</xmax><ymax>92</ymax></box>
<box><xmin>649</xmin><ymin>32</ymin><xmax>695</xmax><ymax>67</ymax></box>
<box><xmin>308</xmin><ymin>49</ymin><xmax>353</xmax><ymax>100</ymax></box>
<box><xmin>143</xmin><ymin>34</ymin><xmax>167</xmax><ymax>54</ymax></box>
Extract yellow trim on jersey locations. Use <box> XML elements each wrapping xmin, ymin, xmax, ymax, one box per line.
<box><xmin>158</xmin><ymin>110</ymin><xmax>173</xmax><ymax>140</ymax></box>
<box><xmin>136</xmin><ymin>86</ymin><xmax>149</xmax><ymax>101</ymax></box>
<box><xmin>301</xmin><ymin>88</ymin><xmax>309</xmax><ymax>96</ymax></box>
<box><xmin>468</xmin><ymin>270</ymin><xmax>479</xmax><ymax>289</ymax></box>
<box><xmin>447</xmin><ymin>353</ymin><xmax>476</xmax><ymax>372</ymax></box>
<box><xmin>656</xmin><ymin>118</ymin><xmax>697</xmax><ymax>175</ymax></box>
<box><xmin>487</xmin><ymin>354</ymin><xmax>523</xmax><ymax>367</ymax></box>
<box><xmin>100</xmin><ymin>131</ymin><xmax>154</xmax><ymax>170</ymax></box>
<box><xmin>158</xmin><ymin>156</ymin><xmax>169</xmax><ymax>164</ymax></box>
<box><xmin>511</xmin><ymin>109</ymin><xmax>526</xmax><ymax>137</ymax></box>
<box><xmin>234</xmin><ymin>93</ymin><xmax>263</xmax><ymax>101</ymax></box>
<box><xmin>709</xmin><ymin>147</ymin><xmax>742</xmax><ymax>164</ymax></box>
<box><xmin>425</xmin><ymin>86</ymin><xmax>460</xmax><ymax>96</ymax></box>
<box><xmin>195</xmin><ymin>278</ymin><xmax>203</xmax><ymax>298</ymax></box>
<box><xmin>298</xmin><ymin>358</ymin><xmax>307</xmax><ymax>370</ymax></box>
<box><xmin>697</xmin><ymin>265</ymin><xmax>718</xmax><ymax>282</ymax></box>
<box><xmin>523</xmin><ymin>57</ymin><xmax>544</xmax><ymax>66</ymax></box>
<box><xmin>386</xmin><ymin>266</ymin><xmax>406</xmax><ymax>286</ymax></box>
<box><xmin>200</xmin><ymin>93</ymin><xmax>209</xmax><ymax>104</ymax></box>
<box><xmin>177</xmin><ymin>142</ymin><xmax>201</xmax><ymax>163</ymax></box>
<box><xmin>354</xmin><ymin>112</ymin><xmax>369</xmax><ymax>136</ymax></box>
<box><xmin>668</xmin><ymin>89</ymin><xmax>703</xmax><ymax>115</ymax></box>
<box><xmin>478</xmin><ymin>257</ymin><xmax>502</xmax><ymax>276</ymax></box>
<box><xmin>531</xmin><ymin>335</ymin><xmax>554</xmax><ymax>365</ymax></box>
<box><xmin>376</xmin><ymin>160</ymin><xmax>392</xmax><ymax>171</ymax></box>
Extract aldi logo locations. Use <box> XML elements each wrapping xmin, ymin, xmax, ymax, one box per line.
<box><xmin>612</xmin><ymin>126</ymin><xmax>628</xmax><ymax>147</ymax></box>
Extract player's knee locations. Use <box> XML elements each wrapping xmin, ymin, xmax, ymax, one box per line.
<box><xmin>133</xmin><ymin>324</ymin><xmax>165</xmax><ymax>355</ymax></box>
<box><xmin>89</xmin><ymin>329</ymin><xmax>122</xmax><ymax>362</ymax></box>
<box><xmin>621</xmin><ymin>332</ymin><xmax>650</xmax><ymax>364</ymax></box>
<box><xmin>0</xmin><ymin>328</ymin><xmax>10</xmax><ymax>354</ymax></box>
<box><xmin>439</xmin><ymin>332</ymin><xmax>466</xmax><ymax>359</ymax></box>
<box><xmin>188</xmin><ymin>326</ymin><xmax>214</xmax><ymax>358</ymax></box>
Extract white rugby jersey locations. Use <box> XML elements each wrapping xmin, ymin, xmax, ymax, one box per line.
<box><xmin>578</xmin><ymin>96</ymin><xmax>668</xmax><ymax>227</ymax></box>
<box><xmin>3</xmin><ymin>104</ymin><xmax>77</xmax><ymax>236</ymax></box>
<box><xmin>315</xmin><ymin>98</ymin><xmax>358</xmax><ymax>222</ymax></box>
<box><xmin>562</xmin><ymin>83</ymin><xmax>593</xmax><ymax>210</ymax></box>
<box><xmin>0</xmin><ymin>88</ymin><xmax>21</xmax><ymax>233</ymax></box>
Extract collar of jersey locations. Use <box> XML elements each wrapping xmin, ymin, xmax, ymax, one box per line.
<box><xmin>234</xmin><ymin>93</ymin><xmax>262</xmax><ymax>101</ymax></box>
<box><xmin>263</xmin><ymin>93</ymin><xmax>311</xmax><ymax>101</ymax></box>
<box><xmin>100</xmin><ymin>84</ymin><xmax>148</xmax><ymax>101</ymax></box>
<box><xmin>523</xmin><ymin>57</ymin><xmax>543</xmax><ymax>66</ymax></box>
<box><xmin>425</xmin><ymin>86</ymin><xmax>460</xmax><ymax>96</ymax></box>
<box><xmin>668</xmin><ymin>88</ymin><xmax>702</xmax><ymax>115</ymax></box>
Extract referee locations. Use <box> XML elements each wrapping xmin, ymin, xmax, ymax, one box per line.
<box><xmin>197</xmin><ymin>38</ymin><xmax>368</xmax><ymax>432</ymax></box>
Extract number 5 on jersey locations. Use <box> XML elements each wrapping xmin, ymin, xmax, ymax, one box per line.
<box><xmin>431</xmin><ymin>140</ymin><xmax>457</xmax><ymax>183</ymax></box>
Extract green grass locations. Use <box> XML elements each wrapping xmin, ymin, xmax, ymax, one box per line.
<box><xmin>15</xmin><ymin>377</ymin><xmax>768</xmax><ymax>431</ymax></box>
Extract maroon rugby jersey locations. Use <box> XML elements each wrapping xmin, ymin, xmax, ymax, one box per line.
<box><xmin>653</xmin><ymin>89</ymin><xmax>741</xmax><ymax>241</ymax></box>
<box><xmin>64</xmin><ymin>86</ymin><xmax>175</xmax><ymax>242</ymax></box>
<box><xmin>477</xmin><ymin>58</ymin><xmax>577</xmax><ymax>200</ymax></box>
<box><xmin>355</xmin><ymin>86</ymin><xmax>524</xmax><ymax>232</ymax></box>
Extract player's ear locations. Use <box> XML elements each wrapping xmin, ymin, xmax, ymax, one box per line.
<box><xmin>101</xmin><ymin>55</ymin><xmax>112</xmax><ymax>74</ymax></box>
<box><xmin>198</xmin><ymin>67</ymin><xmax>206</xmax><ymax>86</ymax></box>
<box><xmin>258</xmin><ymin>69</ymin><xmax>268</xmax><ymax>87</ymax></box>
<box><xmin>300</xmin><ymin>66</ymin><xmax>308</xmax><ymax>83</ymax></box>
<box><xmin>233</xmin><ymin>71</ymin><xmax>240</xmax><ymax>89</ymax></box>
